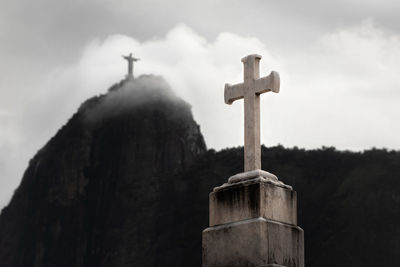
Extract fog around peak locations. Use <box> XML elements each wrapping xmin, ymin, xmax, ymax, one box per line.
<box><xmin>82</xmin><ymin>75</ymin><xmax>190</xmax><ymax>123</ymax></box>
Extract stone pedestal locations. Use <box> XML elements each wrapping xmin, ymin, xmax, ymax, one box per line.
<box><xmin>202</xmin><ymin>170</ymin><xmax>304</xmax><ymax>267</ymax></box>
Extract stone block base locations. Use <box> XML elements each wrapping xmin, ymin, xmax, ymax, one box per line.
<box><xmin>210</xmin><ymin>179</ymin><xmax>297</xmax><ymax>226</ymax></box>
<box><xmin>202</xmin><ymin>217</ymin><xmax>304</xmax><ymax>267</ymax></box>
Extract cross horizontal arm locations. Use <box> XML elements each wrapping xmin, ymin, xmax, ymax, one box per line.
<box><xmin>224</xmin><ymin>83</ymin><xmax>245</xmax><ymax>105</ymax></box>
<box><xmin>254</xmin><ymin>71</ymin><xmax>280</xmax><ymax>95</ymax></box>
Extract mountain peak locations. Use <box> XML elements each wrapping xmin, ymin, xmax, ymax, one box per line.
<box><xmin>0</xmin><ymin>75</ymin><xmax>207</xmax><ymax>266</ymax></box>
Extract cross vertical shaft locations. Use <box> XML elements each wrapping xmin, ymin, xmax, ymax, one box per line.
<box><xmin>243</xmin><ymin>56</ymin><xmax>261</xmax><ymax>171</ymax></box>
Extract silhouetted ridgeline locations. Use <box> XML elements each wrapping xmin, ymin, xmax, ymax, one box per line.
<box><xmin>0</xmin><ymin>75</ymin><xmax>399</xmax><ymax>267</ymax></box>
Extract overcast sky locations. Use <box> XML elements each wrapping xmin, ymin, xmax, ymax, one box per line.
<box><xmin>1</xmin><ymin>0</ymin><xmax>400</xmax><ymax>207</ymax></box>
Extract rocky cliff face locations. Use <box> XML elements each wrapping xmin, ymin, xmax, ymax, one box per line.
<box><xmin>0</xmin><ymin>75</ymin><xmax>207</xmax><ymax>267</ymax></box>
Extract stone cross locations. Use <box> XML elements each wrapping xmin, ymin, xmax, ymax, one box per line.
<box><xmin>224</xmin><ymin>54</ymin><xmax>280</xmax><ymax>172</ymax></box>
<box><xmin>122</xmin><ymin>53</ymin><xmax>140</xmax><ymax>79</ymax></box>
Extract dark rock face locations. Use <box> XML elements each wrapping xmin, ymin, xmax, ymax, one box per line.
<box><xmin>1</xmin><ymin>75</ymin><xmax>400</xmax><ymax>267</ymax></box>
<box><xmin>0</xmin><ymin>75</ymin><xmax>207</xmax><ymax>267</ymax></box>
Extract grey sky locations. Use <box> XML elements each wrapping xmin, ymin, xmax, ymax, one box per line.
<box><xmin>1</xmin><ymin>0</ymin><xmax>400</xmax><ymax>207</ymax></box>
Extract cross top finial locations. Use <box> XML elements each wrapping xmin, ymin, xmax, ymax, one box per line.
<box><xmin>241</xmin><ymin>54</ymin><xmax>262</xmax><ymax>82</ymax></box>
<box><xmin>224</xmin><ymin>54</ymin><xmax>280</xmax><ymax>172</ymax></box>
<box><xmin>122</xmin><ymin>53</ymin><xmax>140</xmax><ymax>79</ymax></box>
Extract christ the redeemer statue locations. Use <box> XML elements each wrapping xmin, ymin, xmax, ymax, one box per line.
<box><xmin>122</xmin><ymin>53</ymin><xmax>140</xmax><ymax>79</ymax></box>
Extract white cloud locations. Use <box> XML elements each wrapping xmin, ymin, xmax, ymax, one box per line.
<box><xmin>1</xmin><ymin>21</ymin><xmax>400</xmax><ymax>207</ymax></box>
<box><xmin>276</xmin><ymin>19</ymin><xmax>400</xmax><ymax>150</ymax></box>
<box><xmin>72</xmin><ymin>24</ymin><xmax>283</xmax><ymax>151</ymax></box>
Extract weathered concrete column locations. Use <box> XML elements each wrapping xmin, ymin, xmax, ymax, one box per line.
<box><xmin>207</xmin><ymin>54</ymin><xmax>304</xmax><ymax>266</ymax></box>
<box><xmin>202</xmin><ymin>170</ymin><xmax>304</xmax><ymax>267</ymax></box>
